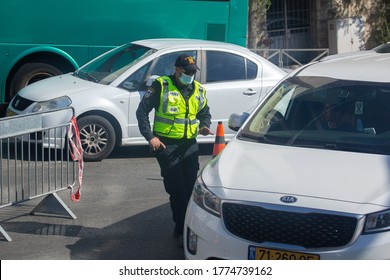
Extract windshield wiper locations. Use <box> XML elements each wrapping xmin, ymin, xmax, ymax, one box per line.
<box><xmin>323</xmin><ymin>142</ymin><xmax>379</xmax><ymax>153</ymax></box>
<box><xmin>238</xmin><ymin>132</ymin><xmax>280</xmax><ymax>144</ymax></box>
<box><xmin>324</xmin><ymin>143</ymin><xmax>339</xmax><ymax>150</ymax></box>
<box><xmin>74</xmin><ymin>70</ymin><xmax>100</xmax><ymax>83</ymax></box>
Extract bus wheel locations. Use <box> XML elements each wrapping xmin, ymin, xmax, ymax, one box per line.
<box><xmin>10</xmin><ymin>62</ymin><xmax>63</xmax><ymax>99</ymax></box>
<box><xmin>77</xmin><ymin>115</ymin><xmax>116</xmax><ymax>162</ymax></box>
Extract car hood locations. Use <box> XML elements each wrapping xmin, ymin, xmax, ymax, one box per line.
<box><xmin>202</xmin><ymin>139</ymin><xmax>390</xmax><ymax>214</ymax></box>
<box><xmin>17</xmin><ymin>74</ymin><xmax>102</xmax><ymax>101</ymax></box>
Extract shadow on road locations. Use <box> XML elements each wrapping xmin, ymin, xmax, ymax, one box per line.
<box><xmin>0</xmin><ymin>142</ymin><xmax>215</xmax><ymax>259</ymax></box>
<box><xmin>108</xmin><ymin>143</ymin><xmax>214</xmax><ymax>159</ymax></box>
<box><xmin>67</xmin><ymin>203</ymin><xmax>184</xmax><ymax>260</ymax></box>
<box><xmin>2</xmin><ymin>203</ymin><xmax>184</xmax><ymax>259</ymax></box>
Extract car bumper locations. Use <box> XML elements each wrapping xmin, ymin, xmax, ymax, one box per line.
<box><xmin>184</xmin><ymin>199</ymin><xmax>390</xmax><ymax>260</ymax></box>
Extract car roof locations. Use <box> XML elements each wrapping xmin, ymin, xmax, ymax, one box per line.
<box><xmin>297</xmin><ymin>52</ymin><xmax>390</xmax><ymax>83</ymax></box>
<box><xmin>132</xmin><ymin>38</ymin><xmax>252</xmax><ymax>53</ymax></box>
<box><xmin>131</xmin><ymin>38</ymin><xmax>288</xmax><ymax>76</ymax></box>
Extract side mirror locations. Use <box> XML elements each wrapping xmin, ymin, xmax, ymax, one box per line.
<box><xmin>122</xmin><ymin>81</ymin><xmax>138</xmax><ymax>90</ymax></box>
<box><xmin>228</xmin><ymin>112</ymin><xmax>250</xmax><ymax>131</ymax></box>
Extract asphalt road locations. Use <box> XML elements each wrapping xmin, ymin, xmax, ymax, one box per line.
<box><xmin>0</xmin><ymin>144</ymin><xmax>215</xmax><ymax>260</ymax></box>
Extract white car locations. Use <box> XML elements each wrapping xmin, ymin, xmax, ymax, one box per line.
<box><xmin>184</xmin><ymin>52</ymin><xmax>390</xmax><ymax>260</ymax></box>
<box><xmin>6</xmin><ymin>39</ymin><xmax>286</xmax><ymax>161</ymax></box>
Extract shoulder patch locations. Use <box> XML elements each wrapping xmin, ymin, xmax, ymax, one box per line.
<box><xmin>144</xmin><ymin>87</ymin><xmax>155</xmax><ymax>99</ymax></box>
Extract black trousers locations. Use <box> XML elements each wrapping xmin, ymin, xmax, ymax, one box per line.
<box><xmin>155</xmin><ymin>137</ymin><xmax>199</xmax><ymax>235</ymax></box>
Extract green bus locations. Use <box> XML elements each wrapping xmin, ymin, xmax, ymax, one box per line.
<box><xmin>0</xmin><ymin>0</ymin><xmax>248</xmax><ymax>107</ymax></box>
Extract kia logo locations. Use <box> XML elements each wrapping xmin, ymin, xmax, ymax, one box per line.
<box><xmin>280</xmin><ymin>196</ymin><xmax>297</xmax><ymax>203</ymax></box>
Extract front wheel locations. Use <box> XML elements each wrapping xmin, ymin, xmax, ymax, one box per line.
<box><xmin>77</xmin><ymin>115</ymin><xmax>116</xmax><ymax>161</ymax></box>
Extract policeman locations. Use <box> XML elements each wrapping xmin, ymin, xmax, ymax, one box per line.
<box><xmin>136</xmin><ymin>54</ymin><xmax>213</xmax><ymax>246</ymax></box>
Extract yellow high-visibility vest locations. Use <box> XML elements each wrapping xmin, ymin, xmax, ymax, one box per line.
<box><xmin>153</xmin><ymin>76</ymin><xmax>206</xmax><ymax>139</ymax></box>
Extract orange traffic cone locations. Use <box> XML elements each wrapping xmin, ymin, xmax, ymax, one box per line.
<box><xmin>212</xmin><ymin>121</ymin><xmax>226</xmax><ymax>158</ymax></box>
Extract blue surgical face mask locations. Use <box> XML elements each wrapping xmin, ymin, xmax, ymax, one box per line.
<box><xmin>179</xmin><ymin>72</ymin><xmax>194</xmax><ymax>85</ymax></box>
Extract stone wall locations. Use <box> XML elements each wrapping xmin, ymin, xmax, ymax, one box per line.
<box><xmin>315</xmin><ymin>0</ymin><xmax>387</xmax><ymax>49</ymax></box>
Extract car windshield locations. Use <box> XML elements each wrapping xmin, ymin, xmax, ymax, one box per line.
<box><xmin>372</xmin><ymin>42</ymin><xmax>390</xmax><ymax>53</ymax></box>
<box><xmin>73</xmin><ymin>43</ymin><xmax>156</xmax><ymax>85</ymax></box>
<box><xmin>238</xmin><ymin>76</ymin><xmax>390</xmax><ymax>155</ymax></box>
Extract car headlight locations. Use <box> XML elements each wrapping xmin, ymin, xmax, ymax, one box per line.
<box><xmin>363</xmin><ymin>209</ymin><xmax>390</xmax><ymax>234</ymax></box>
<box><xmin>32</xmin><ymin>96</ymin><xmax>71</xmax><ymax>112</ymax></box>
<box><xmin>192</xmin><ymin>175</ymin><xmax>221</xmax><ymax>217</ymax></box>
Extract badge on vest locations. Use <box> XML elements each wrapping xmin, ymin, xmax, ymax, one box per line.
<box><xmin>168</xmin><ymin>107</ymin><xmax>179</xmax><ymax>113</ymax></box>
<box><xmin>169</xmin><ymin>91</ymin><xmax>179</xmax><ymax>97</ymax></box>
<box><xmin>144</xmin><ymin>87</ymin><xmax>154</xmax><ymax>99</ymax></box>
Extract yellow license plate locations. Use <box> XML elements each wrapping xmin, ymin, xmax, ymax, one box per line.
<box><xmin>6</xmin><ymin>109</ymin><xmax>17</xmax><ymax>117</ymax></box>
<box><xmin>248</xmin><ymin>246</ymin><xmax>320</xmax><ymax>260</ymax></box>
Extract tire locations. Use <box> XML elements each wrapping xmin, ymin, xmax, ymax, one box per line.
<box><xmin>10</xmin><ymin>62</ymin><xmax>63</xmax><ymax>99</ymax></box>
<box><xmin>77</xmin><ymin>115</ymin><xmax>116</xmax><ymax>162</ymax></box>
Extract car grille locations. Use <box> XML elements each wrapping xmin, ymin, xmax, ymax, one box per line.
<box><xmin>222</xmin><ymin>202</ymin><xmax>358</xmax><ymax>249</ymax></box>
<box><xmin>11</xmin><ymin>95</ymin><xmax>34</xmax><ymax>111</ymax></box>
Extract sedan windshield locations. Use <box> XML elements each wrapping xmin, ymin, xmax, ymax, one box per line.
<box><xmin>239</xmin><ymin>76</ymin><xmax>390</xmax><ymax>155</ymax></box>
<box><xmin>73</xmin><ymin>43</ymin><xmax>156</xmax><ymax>85</ymax></box>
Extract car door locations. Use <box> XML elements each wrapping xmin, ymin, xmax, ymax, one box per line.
<box><xmin>199</xmin><ymin>50</ymin><xmax>264</xmax><ymax>142</ymax></box>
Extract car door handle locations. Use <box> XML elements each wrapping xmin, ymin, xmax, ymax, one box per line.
<box><xmin>243</xmin><ymin>89</ymin><xmax>257</xmax><ymax>96</ymax></box>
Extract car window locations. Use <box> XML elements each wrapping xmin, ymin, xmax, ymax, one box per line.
<box><xmin>373</xmin><ymin>43</ymin><xmax>390</xmax><ymax>53</ymax></box>
<box><xmin>151</xmin><ymin>51</ymin><xmax>197</xmax><ymax>77</ymax></box>
<box><xmin>206</xmin><ymin>51</ymin><xmax>257</xmax><ymax>83</ymax></box>
<box><xmin>120</xmin><ymin>51</ymin><xmax>198</xmax><ymax>91</ymax></box>
<box><xmin>247</xmin><ymin>59</ymin><xmax>257</xmax><ymax>79</ymax></box>
<box><xmin>239</xmin><ymin>76</ymin><xmax>390</xmax><ymax>155</ymax></box>
<box><xmin>120</xmin><ymin>62</ymin><xmax>151</xmax><ymax>91</ymax></box>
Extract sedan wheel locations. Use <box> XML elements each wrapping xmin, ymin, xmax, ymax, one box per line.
<box><xmin>77</xmin><ymin>115</ymin><xmax>116</xmax><ymax>161</ymax></box>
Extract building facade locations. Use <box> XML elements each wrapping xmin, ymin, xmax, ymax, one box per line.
<box><xmin>254</xmin><ymin>0</ymin><xmax>388</xmax><ymax>64</ymax></box>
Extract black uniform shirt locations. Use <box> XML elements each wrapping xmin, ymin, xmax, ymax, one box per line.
<box><xmin>136</xmin><ymin>74</ymin><xmax>212</xmax><ymax>141</ymax></box>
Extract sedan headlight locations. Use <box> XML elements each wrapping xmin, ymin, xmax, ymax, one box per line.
<box><xmin>192</xmin><ymin>175</ymin><xmax>221</xmax><ymax>217</ymax></box>
<box><xmin>32</xmin><ymin>96</ymin><xmax>71</xmax><ymax>112</ymax></box>
<box><xmin>364</xmin><ymin>209</ymin><xmax>390</xmax><ymax>234</ymax></box>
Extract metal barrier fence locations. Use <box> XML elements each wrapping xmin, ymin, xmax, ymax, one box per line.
<box><xmin>251</xmin><ymin>48</ymin><xmax>330</xmax><ymax>68</ymax></box>
<box><xmin>0</xmin><ymin>107</ymin><xmax>78</xmax><ymax>241</ymax></box>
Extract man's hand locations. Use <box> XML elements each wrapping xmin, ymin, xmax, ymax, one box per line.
<box><xmin>198</xmin><ymin>126</ymin><xmax>214</xmax><ymax>136</ymax></box>
<box><xmin>149</xmin><ymin>137</ymin><xmax>166</xmax><ymax>152</ymax></box>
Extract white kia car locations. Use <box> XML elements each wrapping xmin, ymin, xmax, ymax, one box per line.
<box><xmin>6</xmin><ymin>39</ymin><xmax>286</xmax><ymax>161</ymax></box>
<box><xmin>184</xmin><ymin>52</ymin><xmax>390</xmax><ymax>260</ymax></box>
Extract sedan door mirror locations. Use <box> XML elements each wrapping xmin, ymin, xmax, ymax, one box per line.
<box><xmin>228</xmin><ymin>112</ymin><xmax>250</xmax><ymax>131</ymax></box>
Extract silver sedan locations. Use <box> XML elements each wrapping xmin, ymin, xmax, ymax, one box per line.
<box><xmin>7</xmin><ymin>39</ymin><xmax>287</xmax><ymax>161</ymax></box>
